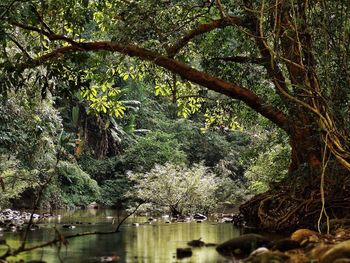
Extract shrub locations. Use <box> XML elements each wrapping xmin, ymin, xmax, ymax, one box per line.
<box><xmin>78</xmin><ymin>155</ymin><xmax>121</xmax><ymax>183</ymax></box>
<box><xmin>58</xmin><ymin>161</ymin><xmax>101</xmax><ymax>206</ymax></box>
<box><xmin>0</xmin><ymin>154</ymin><xmax>39</xmax><ymax>209</ymax></box>
<box><xmin>100</xmin><ymin>176</ymin><xmax>130</xmax><ymax>207</ymax></box>
<box><xmin>126</xmin><ymin>163</ymin><xmax>218</xmax><ymax>215</ymax></box>
<box><xmin>0</xmin><ymin>92</ymin><xmax>62</xmax><ymax>208</ymax></box>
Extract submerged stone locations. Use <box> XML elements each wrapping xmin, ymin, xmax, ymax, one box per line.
<box><xmin>187</xmin><ymin>238</ymin><xmax>205</xmax><ymax>247</ymax></box>
<box><xmin>176</xmin><ymin>248</ymin><xmax>192</xmax><ymax>259</ymax></box>
<box><xmin>216</xmin><ymin>234</ymin><xmax>271</xmax><ymax>258</ymax></box>
<box><xmin>62</xmin><ymin>224</ymin><xmax>76</xmax><ymax>229</ymax></box>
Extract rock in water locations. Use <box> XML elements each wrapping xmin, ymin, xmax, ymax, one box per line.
<box><xmin>62</xmin><ymin>224</ymin><xmax>76</xmax><ymax>229</ymax></box>
<box><xmin>250</xmin><ymin>247</ymin><xmax>269</xmax><ymax>257</ymax></box>
<box><xmin>216</xmin><ymin>234</ymin><xmax>271</xmax><ymax>258</ymax></box>
<box><xmin>176</xmin><ymin>248</ymin><xmax>192</xmax><ymax>259</ymax></box>
<box><xmin>320</xmin><ymin>240</ymin><xmax>350</xmax><ymax>263</ymax></box>
<box><xmin>187</xmin><ymin>238</ymin><xmax>205</xmax><ymax>247</ymax></box>
<box><xmin>87</xmin><ymin>202</ymin><xmax>99</xmax><ymax>209</ymax></box>
<box><xmin>245</xmin><ymin>251</ymin><xmax>290</xmax><ymax>263</ymax></box>
<box><xmin>270</xmin><ymin>239</ymin><xmax>301</xmax><ymax>252</ymax></box>
<box><xmin>290</xmin><ymin>229</ymin><xmax>317</xmax><ymax>242</ymax></box>
<box><xmin>193</xmin><ymin>213</ymin><xmax>207</xmax><ymax>220</ymax></box>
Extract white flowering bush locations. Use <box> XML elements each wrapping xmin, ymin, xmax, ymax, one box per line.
<box><xmin>127</xmin><ymin>163</ymin><xmax>218</xmax><ymax>215</ymax></box>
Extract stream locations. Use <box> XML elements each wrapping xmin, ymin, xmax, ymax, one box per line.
<box><xmin>0</xmin><ymin>209</ymin><xmax>241</xmax><ymax>263</ymax></box>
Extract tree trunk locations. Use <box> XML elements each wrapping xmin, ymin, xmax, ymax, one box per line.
<box><xmin>240</xmin><ymin>110</ymin><xmax>350</xmax><ymax>231</ymax></box>
<box><xmin>288</xmin><ymin>109</ymin><xmax>322</xmax><ymax>175</ymax></box>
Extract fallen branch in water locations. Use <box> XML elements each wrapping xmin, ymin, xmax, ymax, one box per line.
<box><xmin>0</xmin><ymin>203</ymin><xmax>143</xmax><ymax>260</ymax></box>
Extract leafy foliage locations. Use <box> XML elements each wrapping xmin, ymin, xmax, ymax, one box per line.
<box><xmin>100</xmin><ymin>176</ymin><xmax>130</xmax><ymax>207</ymax></box>
<box><xmin>0</xmin><ymin>92</ymin><xmax>62</xmax><ymax>168</ymax></box>
<box><xmin>0</xmin><ymin>155</ymin><xmax>38</xmax><ymax>209</ymax></box>
<box><xmin>244</xmin><ymin>142</ymin><xmax>290</xmax><ymax>194</ymax></box>
<box><xmin>0</xmin><ymin>90</ymin><xmax>62</xmax><ymax>208</ymax></box>
<box><xmin>126</xmin><ymin>163</ymin><xmax>219</xmax><ymax>215</ymax></box>
<box><xmin>123</xmin><ymin>131</ymin><xmax>187</xmax><ymax>172</ymax></box>
<box><xmin>78</xmin><ymin>155</ymin><xmax>120</xmax><ymax>183</ymax></box>
<box><xmin>57</xmin><ymin>161</ymin><xmax>101</xmax><ymax>206</ymax></box>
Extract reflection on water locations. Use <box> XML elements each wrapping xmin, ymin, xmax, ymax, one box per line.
<box><xmin>0</xmin><ymin>210</ymin><xmax>240</xmax><ymax>263</ymax></box>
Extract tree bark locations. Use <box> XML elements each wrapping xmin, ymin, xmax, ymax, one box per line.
<box><xmin>288</xmin><ymin>110</ymin><xmax>322</xmax><ymax>174</ymax></box>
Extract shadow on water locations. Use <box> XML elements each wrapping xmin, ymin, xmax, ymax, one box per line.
<box><xmin>0</xmin><ymin>209</ymin><xmax>241</xmax><ymax>263</ymax></box>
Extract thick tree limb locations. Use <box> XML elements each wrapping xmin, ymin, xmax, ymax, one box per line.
<box><xmin>18</xmin><ymin>41</ymin><xmax>289</xmax><ymax>132</ymax></box>
<box><xmin>9</xmin><ymin>16</ymin><xmax>289</xmax><ymax>131</ymax></box>
<box><xmin>166</xmin><ymin>16</ymin><xmax>245</xmax><ymax>57</ymax></box>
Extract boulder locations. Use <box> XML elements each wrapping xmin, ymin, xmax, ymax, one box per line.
<box><xmin>216</xmin><ymin>234</ymin><xmax>271</xmax><ymax>258</ymax></box>
<box><xmin>309</xmin><ymin>244</ymin><xmax>333</xmax><ymax>261</ymax></box>
<box><xmin>333</xmin><ymin>259</ymin><xmax>350</xmax><ymax>263</ymax></box>
<box><xmin>290</xmin><ymin>229</ymin><xmax>318</xmax><ymax>242</ymax></box>
<box><xmin>244</xmin><ymin>251</ymin><xmax>289</xmax><ymax>263</ymax></box>
<box><xmin>250</xmin><ymin>247</ymin><xmax>269</xmax><ymax>257</ymax></box>
<box><xmin>320</xmin><ymin>240</ymin><xmax>350</xmax><ymax>263</ymax></box>
<box><xmin>270</xmin><ymin>239</ymin><xmax>301</xmax><ymax>252</ymax></box>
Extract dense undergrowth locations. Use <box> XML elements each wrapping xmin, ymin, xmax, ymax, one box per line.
<box><xmin>0</xmin><ymin>80</ymin><xmax>289</xmax><ymax>214</ymax></box>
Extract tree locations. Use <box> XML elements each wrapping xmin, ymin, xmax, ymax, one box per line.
<box><xmin>126</xmin><ymin>163</ymin><xmax>218</xmax><ymax>216</ymax></box>
<box><xmin>1</xmin><ymin>0</ymin><xmax>350</xmax><ymax>230</ymax></box>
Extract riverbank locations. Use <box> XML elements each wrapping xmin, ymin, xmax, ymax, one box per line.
<box><xmin>221</xmin><ymin>227</ymin><xmax>350</xmax><ymax>262</ymax></box>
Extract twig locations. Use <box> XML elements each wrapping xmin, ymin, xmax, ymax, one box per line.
<box><xmin>215</xmin><ymin>0</ymin><xmax>226</xmax><ymax>18</ymax></box>
<box><xmin>0</xmin><ymin>0</ymin><xmax>17</xmax><ymax>19</ymax></box>
<box><xmin>7</xmin><ymin>35</ymin><xmax>32</xmax><ymax>60</ymax></box>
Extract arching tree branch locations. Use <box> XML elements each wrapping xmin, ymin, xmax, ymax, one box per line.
<box><xmin>166</xmin><ymin>16</ymin><xmax>246</xmax><ymax>57</ymax></box>
<box><xmin>17</xmin><ymin>41</ymin><xmax>290</xmax><ymax>132</ymax></box>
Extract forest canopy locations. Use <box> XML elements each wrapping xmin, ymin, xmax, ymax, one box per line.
<box><xmin>0</xmin><ymin>0</ymin><xmax>350</xmax><ymax>231</ymax></box>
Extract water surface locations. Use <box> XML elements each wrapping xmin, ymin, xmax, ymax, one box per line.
<box><xmin>0</xmin><ymin>209</ymin><xmax>240</xmax><ymax>263</ymax></box>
